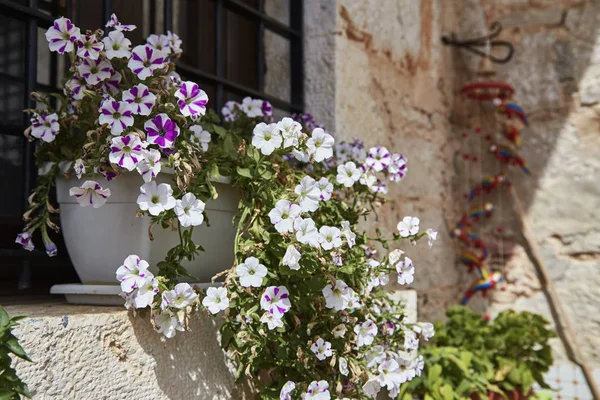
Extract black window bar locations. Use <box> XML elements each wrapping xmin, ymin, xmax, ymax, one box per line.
<box><xmin>0</xmin><ymin>0</ymin><xmax>304</xmax><ymax>294</ymax></box>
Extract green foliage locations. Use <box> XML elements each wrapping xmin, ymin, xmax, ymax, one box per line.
<box><xmin>403</xmin><ymin>306</ymin><xmax>556</xmax><ymax>399</ymax></box>
<box><xmin>0</xmin><ymin>307</ymin><xmax>31</xmax><ymax>400</ymax></box>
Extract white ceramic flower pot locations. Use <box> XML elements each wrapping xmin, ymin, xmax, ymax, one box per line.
<box><xmin>55</xmin><ymin>171</ymin><xmax>239</xmax><ymax>286</ymax></box>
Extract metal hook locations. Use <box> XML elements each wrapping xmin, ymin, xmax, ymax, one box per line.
<box><xmin>441</xmin><ymin>22</ymin><xmax>514</xmax><ymax>64</ymax></box>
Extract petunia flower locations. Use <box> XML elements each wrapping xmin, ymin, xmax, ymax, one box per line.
<box><xmin>45</xmin><ymin>17</ymin><xmax>81</xmax><ymax>54</ymax></box>
<box><xmin>340</xmin><ymin>221</ymin><xmax>356</xmax><ymax>247</ymax></box>
<box><xmin>136</xmin><ymin>149</ymin><xmax>161</xmax><ymax>183</ymax></box>
<box><xmin>241</xmin><ymin>97</ymin><xmax>264</xmax><ymax>118</ymax></box>
<box><xmin>303</xmin><ymin>381</ymin><xmax>330</xmax><ymax>400</ymax></box>
<box><xmin>282</xmin><ymin>245</ymin><xmax>301</xmax><ymax>270</ymax></box>
<box><xmin>262</xmin><ymin>101</ymin><xmax>273</xmax><ymax>119</ymax></box>
<box><xmin>322</xmin><ymin>279</ymin><xmax>352</xmax><ymax>311</ymax></box>
<box><xmin>362</xmin><ymin>379</ymin><xmax>381</xmax><ymax>398</ymax></box>
<box><xmin>397</xmin><ymin>216</ymin><xmax>420</xmax><ymax>237</ymax></box>
<box><xmin>413</xmin><ymin>322</ymin><xmax>435</xmax><ymax>341</ymax></box>
<box><xmin>122</xmin><ymin>83</ymin><xmax>156</xmax><ymax>115</ymax></box>
<box><xmin>294</xmin><ymin>176</ymin><xmax>320</xmax><ymax>212</ymax></box>
<box><xmin>144</xmin><ymin>113</ymin><xmax>180</xmax><ymax>149</ymax></box>
<box><xmin>378</xmin><ymin>359</ymin><xmax>404</xmax><ymax>391</ymax></box>
<box><xmin>69</xmin><ymin>180</ymin><xmax>111</xmax><ymax>208</ymax></box>
<box><xmin>64</xmin><ymin>75</ymin><xmax>87</xmax><ymax>100</ymax></box>
<box><xmin>260</xmin><ymin>312</ymin><xmax>284</xmax><ymax>330</ymax></box>
<box><xmin>279</xmin><ymin>381</ymin><xmax>295</xmax><ymax>400</ymax></box>
<box><xmin>136</xmin><ymin>181</ymin><xmax>176</xmax><ymax>216</ymax></box>
<box><xmin>76</xmin><ymin>34</ymin><xmax>103</xmax><ymax>60</ymax></box>
<box><xmin>146</xmin><ymin>34</ymin><xmax>170</xmax><ymax>53</ymax></box>
<box><xmin>354</xmin><ymin>319</ymin><xmax>378</xmax><ymax>347</ymax></box>
<box><xmin>221</xmin><ymin>100</ymin><xmax>238</xmax><ymax>122</ymax></box>
<box><xmin>425</xmin><ymin>228</ymin><xmax>438</xmax><ymax>248</ymax></box>
<box><xmin>153</xmin><ymin>309</ymin><xmax>184</xmax><ymax>338</ymax></box>
<box><xmin>174</xmin><ymin>193</ymin><xmax>205</xmax><ymax>227</ymax></box>
<box><xmin>403</xmin><ymin>329</ymin><xmax>419</xmax><ymax>351</ymax></box>
<box><xmin>277</xmin><ymin>117</ymin><xmax>302</xmax><ymax>148</ymax></box>
<box><xmin>99</xmin><ymin>70</ymin><xmax>122</xmax><ymax>96</ymax></box>
<box><xmin>202</xmin><ymin>287</ymin><xmax>229</xmax><ymax>314</ymax></box>
<box><xmin>236</xmin><ymin>257</ymin><xmax>268</xmax><ymax>288</ymax></box>
<box><xmin>268</xmin><ymin>199</ymin><xmax>302</xmax><ymax>233</ymax></box>
<box><xmin>388</xmin><ymin>153</ymin><xmax>407</xmax><ymax>182</ymax></box>
<box><xmin>105</xmin><ymin>13</ymin><xmax>136</xmax><ymax>32</ymax></box>
<box><xmin>315</xmin><ymin>177</ymin><xmax>333</xmax><ymax>201</ymax></box>
<box><xmin>161</xmin><ymin>282</ymin><xmax>198</xmax><ymax>309</ymax></box>
<box><xmin>175</xmin><ymin>81</ymin><xmax>208</xmax><ymax>117</ymax></box>
<box><xmin>310</xmin><ymin>338</ymin><xmax>332</xmax><ymax>361</ymax></box>
<box><xmin>252</xmin><ymin>122</ymin><xmax>282</xmax><ymax>155</ymax></box>
<box><xmin>99</xmin><ymin>99</ymin><xmax>134</xmax><ymax>135</ymax></box>
<box><xmin>306</xmin><ymin>128</ymin><xmax>334</xmax><ymax>162</ymax></box>
<box><xmin>294</xmin><ymin>217</ymin><xmax>321</xmax><ymax>247</ymax></box>
<box><xmin>189</xmin><ymin>125</ymin><xmax>211</xmax><ymax>151</ymax></box>
<box><xmin>41</xmin><ymin>230</ymin><xmax>57</xmax><ymax>257</ymax></box>
<box><xmin>167</xmin><ymin>31</ymin><xmax>182</xmax><ymax>55</ymax></box>
<box><xmin>77</xmin><ymin>58</ymin><xmax>113</xmax><ymax>85</ymax></box>
<box><xmin>365</xmin><ymin>146</ymin><xmax>391</xmax><ymax>172</ymax></box>
<box><xmin>336</xmin><ymin>161</ymin><xmax>361</xmax><ymax>187</ymax></box>
<box><xmin>115</xmin><ymin>254</ymin><xmax>152</xmax><ymax>292</ymax></box>
<box><xmin>332</xmin><ymin>324</ymin><xmax>347</xmax><ymax>338</ymax></box>
<box><xmin>339</xmin><ymin>357</ymin><xmax>349</xmax><ymax>376</ymax></box>
<box><xmin>15</xmin><ymin>231</ymin><xmax>34</xmax><ymax>252</ymax></box>
<box><xmin>102</xmin><ymin>30</ymin><xmax>132</xmax><ymax>59</ymax></box>
<box><xmin>30</xmin><ymin>113</ymin><xmax>59</xmax><ymax>143</ymax></box>
<box><xmin>260</xmin><ymin>286</ymin><xmax>291</xmax><ymax>318</ymax></box>
<box><xmin>109</xmin><ymin>134</ymin><xmax>143</xmax><ymax>171</ymax></box>
<box><xmin>128</xmin><ymin>45</ymin><xmax>166</xmax><ymax>80</ymax></box>
<box><xmin>134</xmin><ymin>275</ymin><xmax>159</xmax><ymax>309</ymax></box>
<box><xmin>319</xmin><ymin>226</ymin><xmax>342</xmax><ymax>250</ymax></box>
<box><xmin>396</xmin><ymin>256</ymin><xmax>415</xmax><ymax>285</ymax></box>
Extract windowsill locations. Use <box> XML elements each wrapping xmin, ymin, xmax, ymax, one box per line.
<box><xmin>3</xmin><ymin>297</ymin><xmax>125</xmax><ymax>318</ymax></box>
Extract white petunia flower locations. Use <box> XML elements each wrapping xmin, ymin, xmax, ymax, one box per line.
<box><xmin>303</xmin><ymin>381</ymin><xmax>330</xmax><ymax>400</ymax></box>
<box><xmin>45</xmin><ymin>17</ymin><xmax>80</xmax><ymax>54</ymax></box>
<box><xmin>412</xmin><ymin>355</ymin><xmax>425</xmax><ymax>377</ymax></box>
<box><xmin>365</xmin><ymin>146</ymin><xmax>391</xmax><ymax>172</ymax></box>
<box><xmin>362</xmin><ymin>379</ymin><xmax>381</xmax><ymax>399</ymax></box>
<box><xmin>319</xmin><ymin>226</ymin><xmax>342</xmax><ymax>250</ymax></box>
<box><xmin>236</xmin><ymin>257</ymin><xmax>268</xmax><ymax>288</ymax></box>
<box><xmin>403</xmin><ymin>329</ymin><xmax>419</xmax><ymax>351</ymax></box>
<box><xmin>339</xmin><ymin>357</ymin><xmax>349</xmax><ymax>376</ymax></box>
<box><xmin>340</xmin><ymin>221</ymin><xmax>356</xmax><ymax>247</ymax></box>
<box><xmin>310</xmin><ymin>338</ymin><xmax>332</xmax><ymax>361</ymax></box>
<box><xmin>128</xmin><ymin>45</ymin><xmax>166</xmax><ymax>80</ymax></box>
<box><xmin>292</xmin><ymin>149</ymin><xmax>310</xmax><ymax>163</ymax></box>
<box><xmin>365</xmin><ymin>345</ymin><xmax>385</xmax><ymax>368</ymax></box>
<box><xmin>260</xmin><ymin>312</ymin><xmax>284</xmax><ymax>330</ymax></box>
<box><xmin>134</xmin><ymin>275</ymin><xmax>158</xmax><ymax>309</ymax></box>
<box><xmin>294</xmin><ymin>217</ymin><xmax>321</xmax><ymax>247</ymax></box>
<box><xmin>260</xmin><ymin>286</ymin><xmax>291</xmax><ymax>318</ymax></box>
<box><xmin>336</xmin><ymin>161</ymin><xmax>361</xmax><ymax>187</ymax></box>
<box><xmin>396</xmin><ymin>256</ymin><xmax>415</xmax><ymax>285</ymax></box>
<box><xmin>136</xmin><ymin>148</ymin><xmax>162</xmax><ymax>183</ymax></box>
<box><xmin>377</xmin><ymin>359</ymin><xmax>404</xmax><ymax>392</ymax></box>
<box><xmin>153</xmin><ymin>309</ymin><xmax>184</xmax><ymax>338</ymax></box>
<box><xmin>202</xmin><ymin>287</ymin><xmax>229</xmax><ymax>314</ymax></box>
<box><xmin>294</xmin><ymin>176</ymin><xmax>321</xmax><ymax>212</ymax></box>
<box><xmin>99</xmin><ymin>99</ymin><xmax>134</xmax><ymax>135</ymax></box>
<box><xmin>189</xmin><ymin>125</ymin><xmax>211</xmax><ymax>151</ymax></box>
<box><xmin>30</xmin><ymin>113</ymin><xmax>59</xmax><ymax>143</ymax></box>
<box><xmin>426</xmin><ymin>228</ymin><xmax>438</xmax><ymax>248</ymax></box>
<box><xmin>279</xmin><ymin>381</ymin><xmax>295</xmax><ymax>400</ymax></box>
<box><xmin>306</xmin><ymin>128</ymin><xmax>334</xmax><ymax>162</ymax></box>
<box><xmin>354</xmin><ymin>319</ymin><xmax>377</xmax><ymax>347</ymax></box>
<box><xmin>252</xmin><ymin>122</ymin><xmax>282</xmax><ymax>155</ymax></box>
<box><xmin>102</xmin><ymin>30</ymin><xmax>131</xmax><ymax>59</ymax></box>
<box><xmin>322</xmin><ymin>279</ymin><xmax>352</xmax><ymax>311</ymax></box>
<box><xmin>116</xmin><ymin>254</ymin><xmax>152</xmax><ymax>292</ymax></box>
<box><xmin>269</xmin><ymin>199</ymin><xmax>302</xmax><ymax>233</ymax></box>
<box><xmin>136</xmin><ymin>181</ymin><xmax>176</xmax><ymax>216</ymax></box>
<box><xmin>332</xmin><ymin>324</ymin><xmax>347</xmax><ymax>338</ymax></box>
<box><xmin>241</xmin><ymin>96</ymin><xmax>264</xmax><ymax>118</ymax></box>
<box><xmin>282</xmin><ymin>245</ymin><xmax>301</xmax><ymax>270</ymax></box>
<box><xmin>221</xmin><ymin>100</ymin><xmax>238</xmax><ymax>122</ymax></box>
<box><xmin>69</xmin><ymin>180</ymin><xmax>111</xmax><ymax>208</ymax></box>
<box><xmin>413</xmin><ymin>322</ymin><xmax>435</xmax><ymax>341</ymax></box>
<box><xmin>108</xmin><ymin>133</ymin><xmax>143</xmax><ymax>171</ymax></box>
<box><xmin>122</xmin><ymin>83</ymin><xmax>156</xmax><ymax>115</ymax></box>
<box><xmin>315</xmin><ymin>177</ymin><xmax>333</xmax><ymax>201</ymax></box>
<box><xmin>76</xmin><ymin>34</ymin><xmax>103</xmax><ymax>60</ymax></box>
<box><xmin>277</xmin><ymin>117</ymin><xmax>302</xmax><ymax>148</ymax></box>
<box><xmin>397</xmin><ymin>216</ymin><xmax>420</xmax><ymax>237</ymax></box>
<box><xmin>174</xmin><ymin>193</ymin><xmax>205</xmax><ymax>227</ymax></box>
<box><xmin>77</xmin><ymin>58</ymin><xmax>113</xmax><ymax>85</ymax></box>
<box><xmin>175</xmin><ymin>81</ymin><xmax>208</xmax><ymax>117</ymax></box>
<box><xmin>161</xmin><ymin>282</ymin><xmax>198</xmax><ymax>309</ymax></box>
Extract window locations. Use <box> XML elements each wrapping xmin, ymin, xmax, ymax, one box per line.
<box><xmin>0</xmin><ymin>0</ymin><xmax>303</xmax><ymax>298</ymax></box>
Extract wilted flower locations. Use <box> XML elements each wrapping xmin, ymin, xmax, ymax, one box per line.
<box><xmin>15</xmin><ymin>231</ymin><xmax>34</xmax><ymax>252</ymax></box>
<box><xmin>105</xmin><ymin>13</ymin><xmax>136</xmax><ymax>32</ymax></box>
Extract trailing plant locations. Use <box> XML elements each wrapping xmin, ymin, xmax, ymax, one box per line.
<box><xmin>400</xmin><ymin>306</ymin><xmax>555</xmax><ymax>400</ymax></box>
<box><xmin>0</xmin><ymin>307</ymin><xmax>31</xmax><ymax>400</ymax></box>
<box><xmin>18</xmin><ymin>14</ymin><xmax>440</xmax><ymax>399</ymax></box>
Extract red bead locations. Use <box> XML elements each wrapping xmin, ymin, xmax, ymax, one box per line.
<box><xmin>463</xmin><ymin>154</ymin><xmax>470</xmax><ymax>160</ymax></box>
<box><xmin>497</xmin><ymin>226</ymin><xmax>504</xmax><ymax>233</ymax></box>
<box><xmin>475</xmin><ymin>127</ymin><xmax>482</xmax><ymax>133</ymax></box>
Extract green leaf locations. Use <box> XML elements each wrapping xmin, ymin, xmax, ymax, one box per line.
<box><xmin>5</xmin><ymin>336</ymin><xmax>31</xmax><ymax>362</ymax></box>
<box><xmin>236</xmin><ymin>167</ymin><xmax>252</xmax><ymax>179</ymax></box>
<box><xmin>440</xmin><ymin>384</ymin><xmax>454</xmax><ymax>400</ymax></box>
<box><xmin>427</xmin><ymin>364</ymin><xmax>442</xmax><ymax>387</ymax></box>
<box><xmin>212</xmin><ymin>124</ymin><xmax>227</xmax><ymax>138</ymax></box>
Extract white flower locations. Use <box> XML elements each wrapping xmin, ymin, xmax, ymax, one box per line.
<box><xmin>268</xmin><ymin>199</ymin><xmax>302</xmax><ymax>233</ymax></box>
<box><xmin>162</xmin><ymin>282</ymin><xmax>198</xmax><ymax>309</ymax></box>
<box><xmin>202</xmin><ymin>287</ymin><xmax>229</xmax><ymax>314</ymax></box>
<box><xmin>339</xmin><ymin>357</ymin><xmax>349</xmax><ymax>376</ymax></box>
<box><xmin>303</xmin><ymin>381</ymin><xmax>330</xmax><ymax>400</ymax></box>
<box><xmin>362</xmin><ymin>379</ymin><xmax>381</xmax><ymax>399</ymax></box>
<box><xmin>260</xmin><ymin>312</ymin><xmax>284</xmax><ymax>330</ymax></box>
<box><xmin>136</xmin><ymin>149</ymin><xmax>162</xmax><ymax>183</ymax></box>
<box><xmin>167</xmin><ymin>31</ymin><xmax>182</xmax><ymax>55</ymax></box>
<box><xmin>252</xmin><ymin>122</ymin><xmax>282</xmax><ymax>155</ymax></box>
<box><xmin>294</xmin><ymin>217</ymin><xmax>321</xmax><ymax>247</ymax></box>
<box><xmin>280</xmin><ymin>381</ymin><xmax>295</xmax><ymax>400</ymax></box>
<box><xmin>365</xmin><ymin>146</ymin><xmax>391</xmax><ymax>172</ymax></box>
<box><xmin>282</xmin><ymin>245</ymin><xmax>302</xmax><ymax>270</ymax></box>
<box><xmin>134</xmin><ymin>276</ymin><xmax>158</xmax><ymax>309</ymax></box>
<box><xmin>397</xmin><ymin>216</ymin><xmax>420</xmax><ymax>237</ymax></box>
<box><xmin>340</xmin><ymin>221</ymin><xmax>356</xmax><ymax>247</ymax></box>
<box><xmin>77</xmin><ymin>58</ymin><xmax>113</xmax><ymax>85</ymax></box>
<box><xmin>116</xmin><ymin>255</ymin><xmax>152</xmax><ymax>292</ymax></box>
<box><xmin>426</xmin><ymin>228</ymin><xmax>438</xmax><ymax>248</ymax></box>
<box><xmin>30</xmin><ymin>113</ymin><xmax>59</xmax><ymax>143</ymax></box>
<box><xmin>76</xmin><ymin>34</ymin><xmax>103</xmax><ymax>59</ymax></box>
<box><xmin>396</xmin><ymin>256</ymin><xmax>415</xmax><ymax>285</ymax></box>
<box><xmin>365</xmin><ymin>345</ymin><xmax>385</xmax><ymax>368</ymax></box>
<box><xmin>277</xmin><ymin>117</ymin><xmax>302</xmax><ymax>148</ymax></box>
<box><xmin>174</xmin><ymin>193</ymin><xmax>205</xmax><ymax>227</ymax></box>
<box><xmin>102</xmin><ymin>30</ymin><xmax>131</xmax><ymax>59</ymax></box>
<box><xmin>319</xmin><ymin>226</ymin><xmax>342</xmax><ymax>250</ymax></box>
<box><xmin>403</xmin><ymin>329</ymin><xmax>419</xmax><ymax>350</ymax></box>
<box><xmin>241</xmin><ymin>97</ymin><xmax>264</xmax><ymax>118</ymax></box>
<box><xmin>122</xmin><ymin>83</ymin><xmax>156</xmax><ymax>115</ymax></box>
<box><xmin>377</xmin><ymin>359</ymin><xmax>403</xmax><ymax>391</ymax></box>
<box><xmin>73</xmin><ymin>159</ymin><xmax>85</xmax><ymax>179</ymax></box>
<box><xmin>189</xmin><ymin>125</ymin><xmax>211</xmax><ymax>151</ymax></box>
<box><xmin>354</xmin><ymin>319</ymin><xmax>377</xmax><ymax>347</ymax></box>
<box><xmin>292</xmin><ymin>149</ymin><xmax>310</xmax><ymax>163</ymax></box>
<box><xmin>137</xmin><ymin>181</ymin><xmax>176</xmax><ymax>216</ymax></box>
<box><xmin>175</xmin><ymin>81</ymin><xmax>208</xmax><ymax>117</ymax></box>
<box><xmin>146</xmin><ymin>33</ymin><xmax>170</xmax><ymax>53</ymax></box>
<box><xmin>310</xmin><ymin>338</ymin><xmax>332</xmax><ymax>361</ymax></box>
<box><xmin>332</xmin><ymin>324</ymin><xmax>347</xmax><ymax>338</ymax></box>
<box><xmin>236</xmin><ymin>257</ymin><xmax>268</xmax><ymax>288</ymax></box>
<box><xmin>336</xmin><ymin>161</ymin><xmax>361</xmax><ymax>187</ymax></box>
<box><xmin>306</xmin><ymin>128</ymin><xmax>334</xmax><ymax>162</ymax></box>
<box><xmin>260</xmin><ymin>286</ymin><xmax>291</xmax><ymax>318</ymax></box>
<box><xmin>45</xmin><ymin>17</ymin><xmax>80</xmax><ymax>54</ymax></box>
<box><xmin>69</xmin><ymin>180</ymin><xmax>111</xmax><ymax>208</ymax></box>
<box><xmin>412</xmin><ymin>355</ymin><xmax>425</xmax><ymax>376</ymax></box>
<box><xmin>105</xmin><ymin>13</ymin><xmax>136</xmax><ymax>32</ymax></box>
<box><xmin>99</xmin><ymin>99</ymin><xmax>134</xmax><ymax>135</ymax></box>
<box><xmin>128</xmin><ymin>45</ymin><xmax>166</xmax><ymax>80</ymax></box>
<box><xmin>413</xmin><ymin>322</ymin><xmax>435</xmax><ymax>341</ymax></box>
<box><xmin>322</xmin><ymin>279</ymin><xmax>352</xmax><ymax>311</ymax></box>
<box><xmin>153</xmin><ymin>310</ymin><xmax>184</xmax><ymax>338</ymax></box>
<box><xmin>295</xmin><ymin>176</ymin><xmax>321</xmax><ymax>212</ymax></box>
<box><xmin>108</xmin><ymin>134</ymin><xmax>143</xmax><ymax>171</ymax></box>
<box><xmin>316</xmin><ymin>177</ymin><xmax>333</xmax><ymax>201</ymax></box>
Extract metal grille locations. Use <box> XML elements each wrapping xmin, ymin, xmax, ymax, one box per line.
<box><xmin>0</xmin><ymin>0</ymin><xmax>304</xmax><ymax>294</ymax></box>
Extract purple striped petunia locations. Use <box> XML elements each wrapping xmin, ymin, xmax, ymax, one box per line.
<box><xmin>45</xmin><ymin>17</ymin><xmax>81</xmax><ymax>54</ymax></box>
<box><xmin>68</xmin><ymin>180</ymin><xmax>111</xmax><ymax>208</ymax></box>
<box><xmin>98</xmin><ymin>99</ymin><xmax>134</xmax><ymax>135</ymax></box>
<box><xmin>99</xmin><ymin>70</ymin><xmax>122</xmax><ymax>96</ymax></box>
<box><xmin>144</xmin><ymin>113</ymin><xmax>180</xmax><ymax>149</ymax></box>
<box><xmin>128</xmin><ymin>45</ymin><xmax>166</xmax><ymax>80</ymax></box>
<box><xmin>365</xmin><ymin>146</ymin><xmax>391</xmax><ymax>172</ymax></box>
<box><xmin>76</xmin><ymin>34</ymin><xmax>104</xmax><ymax>60</ymax></box>
<box><xmin>122</xmin><ymin>83</ymin><xmax>156</xmax><ymax>116</ymax></box>
<box><xmin>174</xmin><ymin>81</ymin><xmax>208</xmax><ymax>117</ymax></box>
<box><xmin>105</xmin><ymin>13</ymin><xmax>136</xmax><ymax>32</ymax></box>
<box><xmin>77</xmin><ymin>58</ymin><xmax>113</xmax><ymax>85</ymax></box>
<box><xmin>388</xmin><ymin>153</ymin><xmax>407</xmax><ymax>182</ymax></box>
<box><xmin>64</xmin><ymin>75</ymin><xmax>87</xmax><ymax>100</ymax></box>
<box><xmin>30</xmin><ymin>113</ymin><xmax>60</xmax><ymax>143</ymax></box>
<box><xmin>108</xmin><ymin>134</ymin><xmax>144</xmax><ymax>171</ymax></box>
<box><xmin>260</xmin><ymin>286</ymin><xmax>291</xmax><ymax>319</ymax></box>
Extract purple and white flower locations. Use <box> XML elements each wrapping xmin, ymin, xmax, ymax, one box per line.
<box><xmin>294</xmin><ymin>176</ymin><xmax>320</xmax><ymax>212</ymax></box>
<box><xmin>311</xmin><ymin>338</ymin><xmax>332</xmax><ymax>361</ymax></box>
<box><xmin>221</xmin><ymin>101</ymin><xmax>238</xmax><ymax>122</ymax></box>
<box><xmin>397</xmin><ymin>216</ymin><xmax>420</xmax><ymax>237</ymax></box>
<box><xmin>403</xmin><ymin>329</ymin><xmax>419</xmax><ymax>351</ymax></box>
<box><xmin>202</xmin><ymin>287</ymin><xmax>229</xmax><ymax>314</ymax></box>
<box><xmin>69</xmin><ymin>180</ymin><xmax>110</xmax><ymax>208</ymax></box>
<box><xmin>102</xmin><ymin>30</ymin><xmax>132</xmax><ymax>59</ymax></box>
<box><xmin>77</xmin><ymin>58</ymin><xmax>113</xmax><ymax>85</ymax></box>
<box><xmin>260</xmin><ymin>286</ymin><xmax>291</xmax><ymax>318</ymax></box>
<box><xmin>175</xmin><ymin>81</ymin><xmax>208</xmax><ymax>117</ymax></box>
<box><xmin>315</xmin><ymin>177</ymin><xmax>333</xmax><ymax>201</ymax></box>
<box><xmin>189</xmin><ymin>125</ymin><xmax>211</xmax><ymax>151</ymax></box>
<box><xmin>413</xmin><ymin>322</ymin><xmax>435</xmax><ymax>341</ymax></box>
<box><xmin>15</xmin><ymin>231</ymin><xmax>34</xmax><ymax>252</ymax></box>
<box><xmin>303</xmin><ymin>381</ymin><xmax>330</xmax><ymax>400</ymax></box>
<box><xmin>282</xmin><ymin>245</ymin><xmax>301</xmax><ymax>270</ymax></box>
<box><xmin>134</xmin><ymin>276</ymin><xmax>159</xmax><ymax>309</ymax></box>
<box><xmin>262</xmin><ymin>101</ymin><xmax>273</xmax><ymax>119</ymax></box>
<box><xmin>339</xmin><ymin>357</ymin><xmax>349</xmax><ymax>376</ymax></box>
<box><xmin>279</xmin><ymin>381</ymin><xmax>295</xmax><ymax>400</ymax></box>
<box><xmin>336</xmin><ymin>161</ymin><xmax>361</xmax><ymax>187</ymax></box>
<box><xmin>241</xmin><ymin>96</ymin><xmax>264</xmax><ymax>118</ymax></box>
<box><xmin>122</xmin><ymin>83</ymin><xmax>156</xmax><ymax>115</ymax></box>
<box><xmin>162</xmin><ymin>282</ymin><xmax>198</xmax><ymax>309</ymax></box>
<box><xmin>99</xmin><ymin>99</ymin><xmax>133</xmax><ymax>135</ymax></box>
<box><xmin>99</xmin><ymin>70</ymin><xmax>122</xmax><ymax>96</ymax></box>
<box><xmin>396</xmin><ymin>256</ymin><xmax>415</xmax><ymax>285</ymax></box>
<box><xmin>377</xmin><ymin>359</ymin><xmax>404</xmax><ymax>392</ymax></box>
<box><xmin>76</xmin><ymin>34</ymin><xmax>103</xmax><ymax>60</ymax></box>
<box><xmin>167</xmin><ymin>31</ymin><xmax>182</xmax><ymax>55</ymax></box>
<box><xmin>109</xmin><ymin>134</ymin><xmax>143</xmax><ymax>171</ymax></box>
<box><xmin>268</xmin><ymin>199</ymin><xmax>302</xmax><ymax>233</ymax></box>
<box><xmin>319</xmin><ymin>226</ymin><xmax>342</xmax><ymax>250</ymax></box>
<box><xmin>116</xmin><ymin>255</ymin><xmax>152</xmax><ymax>292</ymax></box>
<box><xmin>322</xmin><ymin>279</ymin><xmax>352</xmax><ymax>311</ymax></box>
<box><xmin>252</xmin><ymin>122</ymin><xmax>282</xmax><ymax>156</ymax></box>
<box><xmin>236</xmin><ymin>257</ymin><xmax>268</xmax><ymax>288</ymax></box>
<box><xmin>388</xmin><ymin>153</ymin><xmax>407</xmax><ymax>182</ymax></box>
<box><xmin>153</xmin><ymin>310</ymin><xmax>184</xmax><ymax>338</ymax></box>
<box><xmin>137</xmin><ymin>149</ymin><xmax>161</xmax><ymax>182</ymax></box>
<box><xmin>174</xmin><ymin>193</ymin><xmax>205</xmax><ymax>227</ymax></box>
<box><xmin>354</xmin><ymin>319</ymin><xmax>378</xmax><ymax>347</ymax></box>
<box><xmin>137</xmin><ymin>181</ymin><xmax>176</xmax><ymax>216</ymax></box>
<box><xmin>30</xmin><ymin>113</ymin><xmax>59</xmax><ymax>143</ymax></box>
<box><xmin>365</xmin><ymin>146</ymin><xmax>391</xmax><ymax>172</ymax></box>
<box><xmin>340</xmin><ymin>221</ymin><xmax>356</xmax><ymax>247</ymax></box>
<box><xmin>306</xmin><ymin>128</ymin><xmax>334</xmax><ymax>162</ymax></box>
<box><xmin>65</xmin><ymin>75</ymin><xmax>87</xmax><ymax>100</ymax></box>
<box><xmin>106</xmin><ymin>13</ymin><xmax>136</xmax><ymax>32</ymax></box>
<box><xmin>45</xmin><ymin>17</ymin><xmax>80</xmax><ymax>54</ymax></box>
<box><xmin>144</xmin><ymin>113</ymin><xmax>180</xmax><ymax>148</ymax></box>
<box><xmin>146</xmin><ymin>34</ymin><xmax>170</xmax><ymax>53</ymax></box>
<box><xmin>128</xmin><ymin>45</ymin><xmax>166</xmax><ymax>80</ymax></box>
<box><xmin>294</xmin><ymin>217</ymin><xmax>321</xmax><ymax>247</ymax></box>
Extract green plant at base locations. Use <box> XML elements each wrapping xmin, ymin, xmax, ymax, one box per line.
<box><xmin>0</xmin><ymin>307</ymin><xmax>31</xmax><ymax>400</ymax></box>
